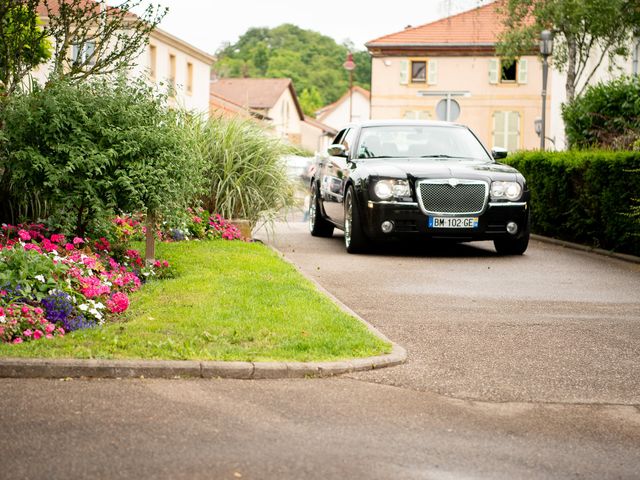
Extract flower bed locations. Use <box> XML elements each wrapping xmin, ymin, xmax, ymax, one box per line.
<box><xmin>0</xmin><ymin>211</ymin><xmax>243</xmax><ymax>345</ymax></box>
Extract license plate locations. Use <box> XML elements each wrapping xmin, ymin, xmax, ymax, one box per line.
<box><xmin>428</xmin><ymin>217</ymin><xmax>479</xmax><ymax>229</ymax></box>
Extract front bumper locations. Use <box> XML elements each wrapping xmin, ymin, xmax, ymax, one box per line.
<box><xmin>362</xmin><ymin>200</ymin><xmax>529</xmax><ymax>241</ymax></box>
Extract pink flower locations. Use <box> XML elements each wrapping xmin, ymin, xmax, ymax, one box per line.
<box><xmin>45</xmin><ymin>334</ymin><xmax>53</xmax><ymax>339</ymax></box>
<box><xmin>107</xmin><ymin>292</ymin><xmax>130</xmax><ymax>313</ymax></box>
<box><xmin>162</xmin><ymin>260</ymin><xmax>169</xmax><ymax>268</ymax></box>
<box><xmin>23</xmin><ymin>243</ymin><xmax>43</xmax><ymax>254</ymax></box>
<box><xmin>65</xmin><ymin>243</ymin><xmax>75</xmax><ymax>251</ymax></box>
<box><xmin>21</xmin><ymin>306</ymin><xmax>29</xmax><ymax>314</ymax></box>
<box><xmin>50</xmin><ymin>234</ymin><xmax>65</xmax><ymax>244</ymax></box>
<box><xmin>13</xmin><ymin>338</ymin><xmax>23</xmax><ymax>344</ymax></box>
<box><xmin>45</xmin><ymin>323</ymin><xmax>56</xmax><ymax>334</ymax></box>
<box><xmin>56</xmin><ymin>327</ymin><xmax>65</xmax><ymax>336</ymax></box>
<box><xmin>34</xmin><ymin>307</ymin><xmax>43</xmax><ymax>315</ymax></box>
<box><xmin>23</xmin><ymin>329</ymin><xmax>33</xmax><ymax>337</ymax></box>
<box><xmin>33</xmin><ymin>330</ymin><xmax>43</xmax><ymax>340</ymax></box>
<box><xmin>18</xmin><ymin>229</ymin><xmax>31</xmax><ymax>241</ymax></box>
<box><xmin>73</xmin><ymin>237</ymin><xmax>84</xmax><ymax>245</ymax></box>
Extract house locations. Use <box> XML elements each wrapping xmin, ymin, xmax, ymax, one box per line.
<box><xmin>209</xmin><ymin>77</ymin><xmax>334</xmax><ymax>152</ymax></box>
<box><xmin>315</xmin><ymin>86</ymin><xmax>371</xmax><ymax>130</ymax></box>
<box><xmin>33</xmin><ymin>1</ymin><xmax>215</xmax><ymax>117</ymax></box>
<box><xmin>301</xmin><ymin>115</ymin><xmax>337</xmax><ymax>153</ymax></box>
<box><xmin>365</xmin><ymin>1</ymin><xmax>546</xmax><ymax>152</ymax></box>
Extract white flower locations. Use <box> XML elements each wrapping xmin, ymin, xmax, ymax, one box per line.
<box><xmin>35</xmin><ymin>274</ymin><xmax>46</xmax><ymax>283</ymax></box>
<box><xmin>90</xmin><ymin>309</ymin><xmax>102</xmax><ymax>320</ymax></box>
<box><xmin>78</xmin><ymin>304</ymin><xmax>89</xmax><ymax>312</ymax></box>
<box><xmin>0</xmin><ymin>316</ymin><xmax>5</xmax><ymax>324</ymax></box>
<box><xmin>94</xmin><ymin>302</ymin><xmax>105</xmax><ymax>310</ymax></box>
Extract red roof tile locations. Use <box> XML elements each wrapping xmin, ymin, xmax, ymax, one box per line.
<box><xmin>366</xmin><ymin>1</ymin><xmax>504</xmax><ymax>47</ymax></box>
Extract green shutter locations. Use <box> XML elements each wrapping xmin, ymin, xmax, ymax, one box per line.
<box><xmin>492</xmin><ymin>112</ymin><xmax>505</xmax><ymax>148</ymax></box>
<box><xmin>399</xmin><ymin>59</ymin><xmax>409</xmax><ymax>85</ymax></box>
<box><xmin>489</xmin><ymin>58</ymin><xmax>499</xmax><ymax>84</ymax></box>
<box><xmin>507</xmin><ymin>112</ymin><xmax>520</xmax><ymax>151</ymax></box>
<box><xmin>518</xmin><ymin>58</ymin><xmax>528</xmax><ymax>84</ymax></box>
<box><xmin>427</xmin><ymin>59</ymin><xmax>438</xmax><ymax>85</ymax></box>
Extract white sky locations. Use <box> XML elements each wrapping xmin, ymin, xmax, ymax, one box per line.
<box><xmin>120</xmin><ymin>0</ymin><xmax>492</xmax><ymax>55</ymax></box>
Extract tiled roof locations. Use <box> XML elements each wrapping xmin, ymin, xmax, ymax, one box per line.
<box><xmin>366</xmin><ymin>1</ymin><xmax>503</xmax><ymax>47</ymax></box>
<box><xmin>209</xmin><ymin>78</ymin><xmax>303</xmax><ymax>119</ymax></box>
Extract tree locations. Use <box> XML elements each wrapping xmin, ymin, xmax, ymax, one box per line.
<box><xmin>0</xmin><ymin>0</ymin><xmax>50</xmax><ymax>97</ymax></box>
<box><xmin>299</xmin><ymin>87</ymin><xmax>324</xmax><ymax>116</ymax></box>
<box><xmin>41</xmin><ymin>0</ymin><xmax>166</xmax><ymax>83</ymax></box>
<box><xmin>214</xmin><ymin>24</ymin><xmax>371</xmax><ymax>108</ymax></box>
<box><xmin>497</xmin><ymin>0</ymin><xmax>640</xmax><ymax>102</ymax></box>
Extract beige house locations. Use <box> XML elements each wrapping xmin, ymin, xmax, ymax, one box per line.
<box><xmin>366</xmin><ymin>1</ymin><xmax>546</xmax><ymax>152</ymax></box>
<box><xmin>33</xmin><ymin>3</ymin><xmax>215</xmax><ymax>117</ymax></box>
<box><xmin>315</xmin><ymin>86</ymin><xmax>371</xmax><ymax>130</ymax></box>
<box><xmin>210</xmin><ymin>78</ymin><xmax>334</xmax><ymax>151</ymax></box>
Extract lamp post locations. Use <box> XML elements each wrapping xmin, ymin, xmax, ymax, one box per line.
<box><xmin>343</xmin><ymin>52</ymin><xmax>356</xmax><ymax>122</ymax></box>
<box><xmin>539</xmin><ymin>30</ymin><xmax>553</xmax><ymax>150</ymax></box>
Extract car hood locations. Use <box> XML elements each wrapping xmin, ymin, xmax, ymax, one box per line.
<box><xmin>356</xmin><ymin>158</ymin><xmax>521</xmax><ymax>182</ymax></box>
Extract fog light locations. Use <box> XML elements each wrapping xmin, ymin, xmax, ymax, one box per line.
<box><xmin>381</xmin><ymin>220</ymin><xmax>394</xmax><ymax>234</ymax></box>
<box><xmin>506</xmin><ymin>222</ymin><xmax>518</xmax><ymax>235</ymax></box>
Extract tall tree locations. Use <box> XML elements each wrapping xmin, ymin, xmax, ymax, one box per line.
<box><xmin>42</xmin><ymin>0</ymin><xmax>166</xmax><ymax>83</ymax></box>
<box><xmin>497</xmin><ymin>0</ymin><xmax>640</xmax><ymax>102</ymax></box>
<box><xmin>214</xmin><ymin>24</ymin><xmax>372</xmax><ymax>111</ymax></box>
<box><xmin>0</xmin><ymin>0</ymin><xmax>50</xmax><ymax>97</ymax></box>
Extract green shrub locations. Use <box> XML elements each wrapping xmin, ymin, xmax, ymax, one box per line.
<box><xmin>0</xmin><ymin>77</ymin><xmax>204</xmax><ymax>238</ymax></box>
<box><xmin>562</xmin><ymin>76</ymin><xmax>640</xmax><ymax>149</ymax></box>
<box><xmin>197</xmin><ymin>115</ymin><xmax>294</xmax><ymax>226</ymax></box>
<box><xmin>504</xmin><ymin>150</ymin><xmax>640</xmax><ymax>255</ymax></box>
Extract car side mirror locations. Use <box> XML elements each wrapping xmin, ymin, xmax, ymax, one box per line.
<box><xmin>491</xmin><ymin>147</ymin><xmax>508</xmax><ymax>160</ymax></box>
<box><xmin>327</xmin><ymin>144</ymin><xmax>347</xmax><ymax>157</ymax></box>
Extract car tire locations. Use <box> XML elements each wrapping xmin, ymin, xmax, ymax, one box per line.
<box><xmin>309</xmin><ymin>184</ymin><xmax>334</xmax><ymax>237</ymax></box>
<box><xmin>344</xmin><ymin>186</ymin><xmax>367</xmax><ymax>254</ymax></box>
<box><xmin>494</xmin><ymin>231</ymin><xmax>530</xmax><ymax>255</ymax></box>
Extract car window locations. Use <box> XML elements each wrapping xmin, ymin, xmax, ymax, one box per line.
<box><xmin>331</xmin><ymin>130</ymin><xmax>346</xmax><ymax>146</ymax></box>
<box><xmin>340</xmin><ymin>128</ymin><xmax>358</xmax><ymax>155</ymax></box>
<box><xmin>357</xmin><ymin>125</ymin><xmax>491</xmax><ymax>161</ymax></box>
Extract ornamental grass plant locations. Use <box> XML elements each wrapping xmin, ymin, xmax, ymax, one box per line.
<box><xmin>198</xmin><ymin>116</ymin><xmax>295</xmax><ymax>227</ymax></box>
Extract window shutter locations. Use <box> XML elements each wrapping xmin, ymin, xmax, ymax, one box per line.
<box><xmin>518</xmin><ymin>58</ymin><xmax>528</xmax><ymax>84</ymax></box>
<box><xmin>399</xmin><ymin>59</ymin><xmax>409</xmax><ymax>85</ymax></box>
<box><xmin>72</xmin><ymin>44</ymin><xmax>80</xmax><ymax>63</ymax></box>
<box><xmin>507</xmin><ymin>112</ymin><xmax>520</xmax><ymax>151</ymax></box>
<box><xmin>427</xmin><ymin>59</ymin><xmax>438</xmax><ymax>85</ymax></box>
<box><xmin>488</xmin><ymin>58</ymin><xmax>499</xmax><ymax>84</ymax></box>
<box><xmin>492</xmin><ymin>111</ymin><xmax>505</xmax><ymax>148</ymax></box>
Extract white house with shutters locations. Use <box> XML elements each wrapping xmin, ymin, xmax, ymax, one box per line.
<box><xmin>366</xmin><ymin>1</ymin><xmax>547</xmax><ymax>151</ymax></box>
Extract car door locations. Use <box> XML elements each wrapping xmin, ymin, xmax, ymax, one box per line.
<box><xmin>320</xmin><ymin>127</ymin><xmax>357</xmax><ymax>224</ymax></box>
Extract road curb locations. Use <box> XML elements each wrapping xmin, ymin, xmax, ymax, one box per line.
<box><xmin>0</xmin><ymin>344</ymin><xmax>406</xmax><ymax>380</ymax></box>
<box><xmin>531</xmin><ymin>234</ymin><xmax>640</xmax><ymax>265</ymax></box>
<box><xmin>0</xmin><ymin>244</ymin><xmax>407</xmax><ymax>380</ymax></box>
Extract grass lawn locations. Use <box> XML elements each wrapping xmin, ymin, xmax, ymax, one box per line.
<box><xmin>0</xmin><ymin>240</ymin><xmax>390</xmax><ymax>361</ymax></box>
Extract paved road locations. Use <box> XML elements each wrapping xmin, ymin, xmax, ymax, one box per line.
<box><xmin>1</xmin><ymin>218</ymin><xmax>639</xmax><ymax>479</ymax></box>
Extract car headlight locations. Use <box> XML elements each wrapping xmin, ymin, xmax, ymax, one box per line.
<box><xmin>490</xmin><ymin>181</ymin><xmax>522</xmax><ymax>201</ymax></box>
<box><xmin>374</xmin><ymin>179</ymin><xmax>411</xmax><ymax>200</ymax></box>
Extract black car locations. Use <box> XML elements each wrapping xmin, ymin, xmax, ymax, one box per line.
<box><xmin>308</xmin><ymin>120</ymin><xmax>530</xmax><ymax>254</ymax></box>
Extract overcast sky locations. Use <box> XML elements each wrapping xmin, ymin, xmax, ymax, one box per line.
<box><xmin>119</xmin><ymin>0</ymin><xmax>492</xmax><ymax>55</ymax></box>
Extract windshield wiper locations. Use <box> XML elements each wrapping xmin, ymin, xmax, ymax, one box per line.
<box><xmin>419</xmin><ymin>154</ymin><xmax>478</xmax><ymax>160</ymax></box>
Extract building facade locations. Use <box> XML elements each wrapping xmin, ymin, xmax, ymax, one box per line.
<box><xmin>366</xmin><ymin>1</ymin><xmax>548</xmax><ymax>152</ymax></box>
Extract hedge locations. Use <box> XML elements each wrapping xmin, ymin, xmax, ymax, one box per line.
<box><xmin>503</xmin><ymin>151</ymin><xmax>640</xmax><ymax>256</ymax></box>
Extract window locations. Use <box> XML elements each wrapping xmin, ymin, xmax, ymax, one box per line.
<box><xmin>489</xmin><ymin>58</ymin><xmax>528</xmax><ymax>85</ymax></box>
<box><xmin>186</xmin><ymin>62</ymin><xmax>193</xmax><ymax>94</ymax></box>
<box><xmin>341</xmin><ymin>128</ymin><xmax>358</xmax><ymax>153</ymax></box>
<box><xmin>71</xmin><ymin>41</ymin><xmax>96</xmax><ymax>65</ymax></box>
<box><xmin>492</xmin><ymin>111</ymin><xmax>520</xmax><ymax>151</ymax></box>
<box><xmin>411</xmin><ymin>61</ymin><xmax>426</xmax><ymax>83</ymax></box>
<box><xmin>149</xmin><ymin>45</ymin><xmax>157</xmax><ymax>79</ymax></box>
<box><xmin>169</xmin><ymin>54</ymin><xmax>176</xmax><ymax>93</ymax></box>
<box><xmin>501</xmin><ymin>60</ymin><xmax>517</xmax><ymax>82</ymax></box>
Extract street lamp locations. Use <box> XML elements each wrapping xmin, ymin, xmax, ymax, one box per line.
<box><xmin>343</xmin><ymin>52</ymin><xmax>356</xmax><ymax>122</ymax></box>
<box><xmin>539</xmin><ymin>30</ymin><xmax>553</xmax><ymax>150</ymax></box>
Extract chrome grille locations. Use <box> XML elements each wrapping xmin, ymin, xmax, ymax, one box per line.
<box><xmin>417</xmin><ymin>180</ymin><xmax>488</xmax><ymax>215</ymax></box>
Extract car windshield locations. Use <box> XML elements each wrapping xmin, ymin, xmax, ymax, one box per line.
<box><xmin>356</xmin><ymin>125</ymin><xmax>492</xmax><ymax>162</ymax></box>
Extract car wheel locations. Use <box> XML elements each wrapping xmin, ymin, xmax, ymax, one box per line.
<box><xmin>309</xmin><ymin>184</ymin><xmax>334</xmax><ymax>237</ymax></box>
<box><xmin>494</xmin><ymin>231</ymin><xmax>530</xmax><ymax>255</ymax></box>
<box><xmin>344</xmin><ymin>186</ymin><xmax>367</xmax><ymax>254</ymax></box>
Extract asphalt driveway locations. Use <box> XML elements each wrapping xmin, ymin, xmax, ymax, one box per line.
<box><xmin>257</xmin><ymin>217</ymin><xmax>640</xmax><ymax>405</ymax></box>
